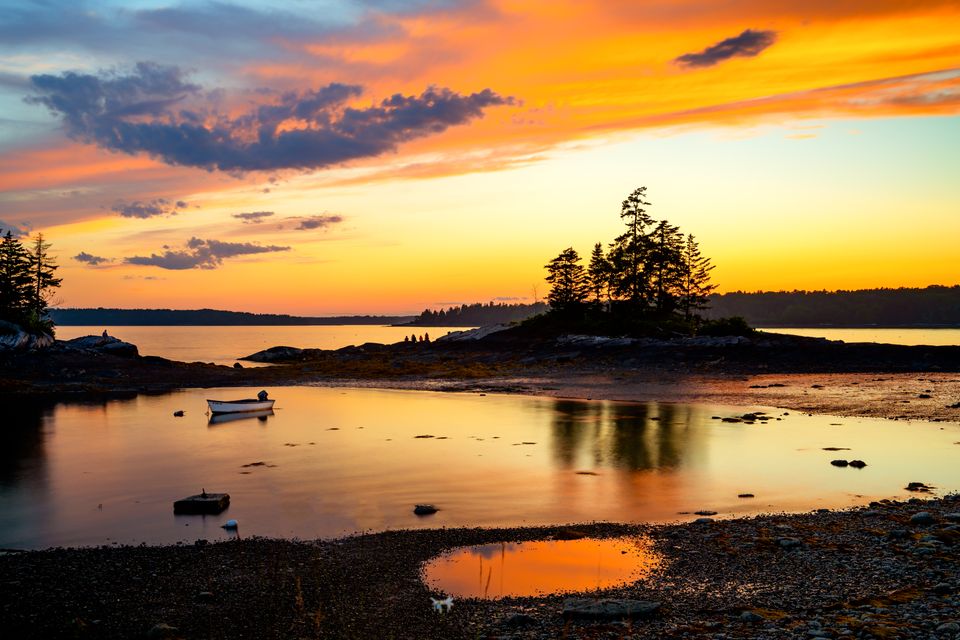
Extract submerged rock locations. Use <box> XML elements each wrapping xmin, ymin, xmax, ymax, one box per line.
<box><xmin>562</xmin><ymin>598</ymin><xmax>661</xmax><ymax>620</ymax></box>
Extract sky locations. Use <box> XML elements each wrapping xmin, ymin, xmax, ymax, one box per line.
<box><xmin>1</xmin><ymin>0</ymin><xmax>958</xmax><ymax>315</ymax></box>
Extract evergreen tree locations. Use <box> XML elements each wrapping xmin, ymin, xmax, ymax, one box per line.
<box><xmin>0</xmin><ymin>230</ymin><xmax>32</xmax><ymax>325</ymax></box>
<box><xmin>679</xmin><ymin>234</ymin><xmax>716</xmax><ymax>321</ymax></box>
<box><xmin>28</xmin><ymin>233</ymin><xmax>62</xmax><ymax>327</ymax></box>
<box><xmin>648</xmin><ymin>220</ymin><xmax>684</xmax><ymax>314</ymax></box>
<box><xmin>587</xmin><ymin>242</ymin><xmax>610</xmax><ymax>305</ymax></box>
<box><xmin>609</xmin><ymin>187</ymin><xmax>653</xmax><ymax>305</ymax></box>
<box><xmin>545</xmin><ymin>247</ymin><xmax>589</xmax><ymax>311</ymax></box>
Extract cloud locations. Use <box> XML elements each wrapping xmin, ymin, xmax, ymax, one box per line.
<box><xmin>112</xmin><ymin>197</ymin><xmax>187</xmax><ymax>219</ymax></box>
<box><xmin>294</xmin><ymin>214</ymin><xmax>344</xmax><ymax>230</ymax></box>
<box><xmin>125</xmin><ymin>237</ymin><xmax>290</xmax><ymax>270</ymax></box>
<box><xmin>27</xmin><ymin>63</ymin><xmax>513</xmax><ymax>173</ymax></box>
<box><xmin>0</xmin><ymin>219</ymin><xmax>30</xmax><ymax>237</ymax></box>
<box><xmin>73</xmin><ymin>251</ymin><xmax>113</xmax><ymax>266</ymax></box>
<box><xmin>675</xmin><ymin>29</ymin><xmax>777</xmax><ymax>68</ymax></box>
<box><xmin>232</xmin><ymin>211</ymin><xmax>275</xmax><ymax>224</ymax></box>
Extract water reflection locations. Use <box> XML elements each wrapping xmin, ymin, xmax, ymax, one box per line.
<box><xmin>550</xmin><ymin>401</ymin><xmax>698</xmax><ymax>471</ymax></box>
<box><xmin>208</xmin><ymin>409</ymin><xmax>274</xmax><ymax>426</ymax></box>
<box><xmin>422</xmin><ymin>537</ymin><xmax>659</xmax><ymax>598</ymax></box>
<box><xmin>0</xmin><ymin>387</ymin><xmax>957</xmax><ymax>549</ymax></box>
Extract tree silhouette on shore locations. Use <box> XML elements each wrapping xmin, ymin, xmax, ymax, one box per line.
<box><xmin>0</xmin><ymin>230</ymin><xmax>61</xmax><ymax>335</ymax></box>
<box><xmin>543</xmin><ymin>187</ymin><xmax>717</xmax><ymax>332</ymax></box>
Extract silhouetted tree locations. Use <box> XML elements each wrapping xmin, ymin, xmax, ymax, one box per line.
<box><xmin>678</xmin><ymin>234</ymin><xmax>716</xmax><ymax>321</ymax></box>
<box><xmin>609</xmin><ymin>187</ymin><xmax>653</xmax><ymax>305</ymax></box>
<box><xmin>545</xmin><ymin>247</ymin><xmax>589</xmax><ymax>312</ymax></box>
<box><xmin>648</xmin><ymin>220</ymin><xmax>684</xmax><ymax>314</ymax></box>
<box><xmin>587</xmin><ymin>242</ymin><xmax>610</xmax><ymax>305</ymax></box>
<box><xmin>0</xmin><ymin>230</ymin><xmax>32</xmax><ymax>325</ymax></box>
<box><xmin>27</xmin><ymin>233</ymin><xmax>61</xmax><ymax>329</ymax></box>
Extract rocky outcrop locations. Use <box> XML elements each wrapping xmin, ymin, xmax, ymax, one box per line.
<box><xmin>242</xmin><ymin>346</ymin><xmax>304</xmax><ymax>362</ymax></box>
<box><xmin>436</xmin><ymin>324</ymin><xmax>511</xmax><ymax>342</ymax></box>
<box><xmin>0</xmin><ymin>321</ymin><xmax>54</xmax><ymax>351</ymax></box>
<box><xmin>63</xmin><ymin>333</ymin><xmax>139</xmax><ymax>358</ymax></box>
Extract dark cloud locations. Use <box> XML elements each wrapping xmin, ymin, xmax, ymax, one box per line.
<box><xmin>675</xmin><ymin>29</ymin><xmax>777</xmax><ymax>68</ymax></box>
<box><xmin>294</xmin><ymin>214</ymin><xmax>344</xmax><ymax>230</ymax></box>
<box><xmin>125</xmin><ymin>237</ymin><xmax>290</xmax><ymax>270</ymax></box>
<box><xmin>232</xmin><ymin>211</ymin><xmax>275</xmax><ymax>224</ymax></box>
<box><xmin>0</xmin><ymin>219</ymin><xmax>30</xmax><ymax>237</ymax></box>
<box><xmin>28</xmin><ymin>64</ymin><xmax>513</xmax><ymax>173</ymax></box>
<box><xmin>111</xmin><ymin>197</ymin><xmax>186</xmax><ymax>219</ymax></box>
<box><xmin>73</xmin><ymin>251</ymin><xmax>113</xmax><ymax>266</ymax></box>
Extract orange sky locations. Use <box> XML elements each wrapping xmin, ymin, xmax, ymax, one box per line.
<box><xmin>1</xmin><ymin>0</ymin><xmax>958</xmax><ymax>313</ymax></box>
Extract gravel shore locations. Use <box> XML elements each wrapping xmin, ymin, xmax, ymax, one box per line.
<box><xmin>3</xmin><ymin>495</ymin><xmax>959</xmax><ymax>639</ymax></box>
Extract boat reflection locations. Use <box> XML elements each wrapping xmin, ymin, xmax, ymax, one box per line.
<box><xmin>207</xmin><ymin>409</ymin><xmax>274</xmax><ymax>426</ymax></box>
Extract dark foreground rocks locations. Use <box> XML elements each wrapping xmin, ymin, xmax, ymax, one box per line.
<box><xmin>2</xmin><ymin>495</ymin><xmax>960</xmax><ymax>639</ymax></box>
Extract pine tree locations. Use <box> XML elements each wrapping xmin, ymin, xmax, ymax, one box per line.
<box><xmin>587</xmin><ymin>242</ymin><xmax>610</xmax><ymax>305</ymax></box>
<box><xmin>679</xmin><ymin>234</ymin><xmax>716</xmax><ymax>322</ymax></box>
<box><xmin>609</xmin><ymin>187</ymin><xmax>654</xmax><ymax>305</ymax></box>
<box><xmin>545</xmin><ymin>247</ymin><xmax>589</xmax><ymax>312</ymax></box>
<box><xmin>0</xmin><ymin>230</ymin><xmax>32</xmax><ymax>325</ymax></box>
<box><xmin>648</xmin><ymin>220</ymin><xmax>684</xmax><ymax>314</ymax></box>
<box><xmin>28</xmin><ymin>233</ymin><xmax>62</xmax><ymax>328</ymax></box>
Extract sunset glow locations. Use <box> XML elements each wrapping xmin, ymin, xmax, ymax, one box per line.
<box><xmin>2</xmin><ymin>0</ymin><xmax>958</xmax><ymax>314</ymax></box>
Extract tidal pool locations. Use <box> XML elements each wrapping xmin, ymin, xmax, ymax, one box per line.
<box><xmin>422</xmin><ymin>537</ymin><xmax>659</xmax><ymax>598</ymax></box>
<box><xmin>1</xmin><ymin>386</ymin><xmax>958</xmax><ymax>549</ymax></box>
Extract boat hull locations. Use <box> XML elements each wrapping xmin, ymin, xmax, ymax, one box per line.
<box><xmin>207</xmin><ymin>399</ymin><xmax>275</xmax><ymax>414</ymax></box>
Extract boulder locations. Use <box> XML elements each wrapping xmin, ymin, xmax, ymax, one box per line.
<box><xmin>436</xmin><ymin>325</ymin><xmax>510</xmax><ymax>342</ymax></box>
<box><xmin>64</xmin><ymin>333</ymin><xmax>138</xmax><ymax>357</ymax></box>
<box><xmin>0</xmin><ymin>321</ymin><xmax>54</xmax><ymax>351</ymax></box>
<box><xmin>562</xmin><ymin>598</ymin><xmax>661</xmax><ymax>620</ymax></box>
<box><xmin>909</xmin><ymin>512</ymin><xmax>936</xmax><ymax>525</ymax></box>
<box><xmin>241</xmin><ymin>345</ymin><xmax>303</xmax><ymax>362</ymax></box>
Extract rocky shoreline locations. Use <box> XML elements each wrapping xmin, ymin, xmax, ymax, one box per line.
<box><xmin>2</xmin><ymin>495</ymin><xmax>958</xmax><ymax>639</ymax></box>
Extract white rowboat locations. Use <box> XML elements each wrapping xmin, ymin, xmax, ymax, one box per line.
<box><xmin>207</xmin><ymin>398</ymin><xmax>276</xmax><ymax>414</ymax></box>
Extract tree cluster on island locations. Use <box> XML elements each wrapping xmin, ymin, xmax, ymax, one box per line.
<box><xmin>0</xmin><ymin>230</ymin><xmax>62</xmax><ymax>336</ymax></box>
<box><xmin>406</xmin><ymin>301</ymin><xmax>549</xmax><ymax>326</ymax></box>
<box><xmin>539</xmin><ymin>187</ymin><xmax>743</xmax><ymax>336</ymax></box>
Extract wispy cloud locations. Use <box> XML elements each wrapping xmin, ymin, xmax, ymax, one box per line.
<box><xmin>675</xmin><ymin>29</ymin><xmax>777</xmax><ymax>68</ymax></box>
<box><xmin>27</xmin><ymin>63</ymin><xmax>513</xmax><ymax>173</ymax></box>
<box><xmin>232</xmin><ymin>211</ymin><xmax>275</xmax><ymax>224</ymax></box>
<box><xmin>73</xmin><ymin>251</ymin><xmax>113</xmax><ymax>266</ymax></box>
<box><xmin>125</xmin><ymin>237</ymin><xmax>290</xmax><ymax>270</ymax></box>
<box><xmin>112</xmin><ymin>197</ymin><xmax>188</xmax><ymax>219</ymax></box>
<box><xmin>293</xmin><ymin>214</ymin><xmax>344</xmax><ymax>230</ymax></box>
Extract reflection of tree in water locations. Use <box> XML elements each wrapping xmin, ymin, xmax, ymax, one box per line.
<box><xmin>549</xmin><ymin>399</ymin><xmax>603</xmax><ymax>468</ymax></box>
<box><xmin>0</xmin><ymin>403</ymin><xmax>51</xmax><ymax>487</ymax></box>
<box><xmin>549</xmin><ymin>399</ymin><xmax>698</xmax><ymax>471</ymax></box>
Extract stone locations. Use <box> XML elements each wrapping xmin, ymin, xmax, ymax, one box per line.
<box><xmin>562</xmin><ymin>598</ymin><xmax>661</xmax><ymax>620</ymax></box>
<box><xmin>695</xmin><ymin>517</ymin><xmax>714</xmax><ymax>524</ymax></box>
<box><xmin>197</xmin><ymin>591</ymin><xmax>214</xmax><ymax>602</ymax></box>
<box><xmin>830</xmin><ymin>459</ymin><xmax>849</xmax><ymax>467</ymax></box>
<box><xmin>910</xmin><ymin>512</ymin><xmax>936</xmax><ymax>525</ymax></box>
<box><xmin>414</xmin><ymin>504</ymin><xmax>438</xmax><ymax>515</ymax></box>
<box><xmin>173</xmin><ymin>492</ymin><xmax>230</xmax><ymax>515</ymax></box>
<box><xmin>241</xmin><ymin>346</ymin><xmax>304</xmax><ymax>363</ymax></box>
<box><xmin>146</xmin><ymin>623</ymin><xmax>180</xmax><ymax>639</ymax></box>
<box><xmin>173</xmin><ymin>410</ymin><xmax>184</xmax><ymax>417</ymax></box>
<box><xmin>777</xmin><ymin>537</ymin><xmax>802</xmax><ymax>549</ymax></box>
<box><xmin>905</xmin><ymin>482</ymin><xmax>934</xmax><ymax>492</ymax></box>
<box><xmin>944</xmin><ymin>513</ymin><xmax>960</xmax><ymax>522</ymax></box>
<box><xmin>695</xmin><ymin>510</ymin><xmax>718</xmax><ymax>516</ymax></box>
<box><xmin>738</xmin><ymin>493</ymin><xmax>755</xmax><ymax>498</ymax></box>
<box><xmin>936</xmin><ymin>622</ymin><xmax>960</xmax><ymax>633</ymax></box>
<box><xmin>502</xmin><ymin>613</ymin><xmax>537</xmax><ymax>627</ymax></box>
<box><xmin>740</xmin><ymin>611</ymin><xmax>764</xmax><ymax>622</ymax></box>
<box><xmin>233</xmin><ymin>362</ymin><xmax>243</xmax><ymax>369</ymax></box>
<box><xmin>932</xmin><ymin>583</ymin><xmax>952</xmax><ymax>595</ymax></box>
<box><xmin>64</xmin><ymin>333</ymin><xmax>138</xmax><ymax>357</ymax></box>
<box><xmin>848</xmin><ymin>460</ymin><xmax>867</xmax><ymax>468</ymax></box>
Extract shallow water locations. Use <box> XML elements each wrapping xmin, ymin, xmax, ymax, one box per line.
<box><xmin>422</xmin><ymin>537</ymin><xmax>658</xmax><ymax>598</ymax></box>
<box><xmin>55</xmin><ymin>325</ymin><xmax>469</xmax><ymax>366</ymax></box>
<box><xmin>1</xmin><ymin>386</ymin><xmax>958</xmax><ymax>549</ymax></box>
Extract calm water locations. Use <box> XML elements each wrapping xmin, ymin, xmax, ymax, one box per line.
<box><xmin>2</xmin><ymin>387</ymin><xmax>958</xmax><ymax>549</ymax></box>
<box><xmin>423</xmin><ymin>537</ymin><xmax>659</xmax><ymax>598</ymax></box>
<box><xmin>761</xmin><ymin>327</ymin><xmax>960</xmax><ymax>346</ymax></box>
<box><xmin>55</xmin><ymin>325</ymin><xmax>468</xmax><ymax>366</ymax></box>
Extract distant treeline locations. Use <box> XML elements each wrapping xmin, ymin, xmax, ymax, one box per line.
<box><xmin>707</xmin><ymin>286</ymin><xmax>960</xmax><ymax>327</ymax></box>
<box><xmin>50</xmin><ymin>308</ymin><xmax>415</xmax><ymax>326</ymax></box>
<box><xmin>405</xmin><ymin>302</ymin><xmax>549</xmax><ymax>326</ymax></box>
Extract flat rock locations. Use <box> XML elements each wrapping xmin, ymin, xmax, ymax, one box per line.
<box><xmin>173</xmin><ymin>492</ymin><xmax>230</xmax><ymax>515</ymax></box>
<box><xmin>909</xmin><ymin>511</ymin><xmax>936</xmax><ymax>525</ymax></box>
<box><xmin>413</xmin><ymin>504</ymin><xmax>438</xmax><ymax>515</ymax></box>
<box><xmin>562</xmin><ymin>598</ymin><xmax>661</xmax><ymax>620</ymax></box>
<box><xmin>241</xmin><ymin>346</ymin><xmax>303</xmax><ymax>363</ymax></box>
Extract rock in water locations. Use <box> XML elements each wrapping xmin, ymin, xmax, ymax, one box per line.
<box><xmin>173</xmin><ymin>492</ymin><xmax>230</xmax><ymax>514</ymax></box>
<box><xmin>830</xmin><ymin>459</ymin><xmax>849</xmax><ymax>467</ymax></box>
<box><xmin>848</xmin><ymin>459</ymin><xmax>867</xmax><ymax>468</ymax></box>
<box><xmin>562</xmin><ymin>598</ymin><xmax>661</xmax><ymax>620</ymax></box>
<box><xmin>414</xmin><ymin>504</ymin><xmax>438</xmax><ymax>515</ymax></box>
<box><xmin>222</xmin><ymin>519</ymin><xmax>238</xmax><ymax>529</ymax></box>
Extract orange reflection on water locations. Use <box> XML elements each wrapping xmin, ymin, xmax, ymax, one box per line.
<box><xmin>422</xmin><ymin>537</ymin><xmax>659</xmax><ymax>598</ymax></box>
